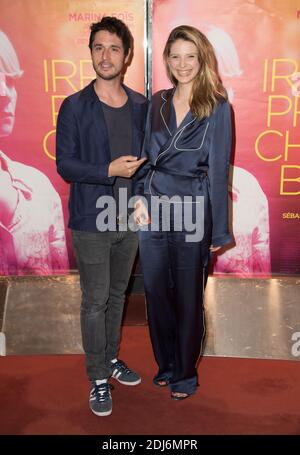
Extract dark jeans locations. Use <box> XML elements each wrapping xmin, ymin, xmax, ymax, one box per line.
<box><xmin>72</xmin><ymin>229</ymin><xmax>138</xmax><ymax>380</ymax></box>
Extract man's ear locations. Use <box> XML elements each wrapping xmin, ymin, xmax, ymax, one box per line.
<box><xmin>124</xmin><ymin>49</ymin><xmax>131</xmax><ymax>65</ymax></box>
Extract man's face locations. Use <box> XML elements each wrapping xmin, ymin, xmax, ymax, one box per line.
<box><xmin>91</xmin><ymin>30</ymin><xmax>130</xmax><ymax>81</ymax></box>
<box><xmin>0</xmin><ymin>72</ymin><xmax>17</xmax><ymax>137</ymax></box>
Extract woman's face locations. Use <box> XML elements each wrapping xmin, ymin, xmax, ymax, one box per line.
<box><xmin>167</xmin><ymin>39</ymin><xmax>200</xmax><ymax>86</ymax></box>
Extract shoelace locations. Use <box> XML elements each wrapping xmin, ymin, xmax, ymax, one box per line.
<box><xmin>113</xmin><ymin>360</ymin><xmax>132</xmax><ymax>375</ymax></box>
<box><xmin>91</xmin><ymin>383</ymin><xmax>113</xmax><ymax>403</ymax></box>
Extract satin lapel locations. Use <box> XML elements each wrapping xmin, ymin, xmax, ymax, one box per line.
<box><xmin>161</xmin><ymin>89</ymin><xmax>196</xmax><ymax>135</ymax></box>
<box><xmin>160</xmin><ymin>89</ymin><xmax>176</xmax><ymax>136</ymax></box>
<box><xmin>176</xmin><ymin>110</ymin><xmax>195</xmax><ymax>131</ymax></box>
<box><xmin>155</xmin><ymin>96</ymin><xmax>196</xmax><ymax>163</ymax></box>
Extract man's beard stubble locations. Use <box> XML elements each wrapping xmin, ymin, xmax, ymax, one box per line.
<box><xmin>93</xmin><ymin>62</ymin><xmax>123</xmax><ymax>81</ymax></box>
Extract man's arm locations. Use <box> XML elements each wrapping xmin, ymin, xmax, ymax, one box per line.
<box><xmin>56</xmin><ymin>97</ymin><xmax>116</xmax><ymax>185</ymax></box>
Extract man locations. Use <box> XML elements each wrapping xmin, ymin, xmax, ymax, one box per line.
<box><xmin>0</xmin><ymin>30</ymin><xmax>69</xmax><ymax>275</ymax></box>
<box><xmin>56</xmin><ymin>17</ymin><xmax>148</xmax><ymax>417</ymax></box>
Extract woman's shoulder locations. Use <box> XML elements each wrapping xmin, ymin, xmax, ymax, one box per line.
<box><xmin>212</xmin><ymin>97</ymin><xmax>231</xmax><ymax>118</ymax></box>
<box><xmin>152</xmin><ymin>88</ymin><xmax>174</xmax><ymax>103</ymax></box>
<box><xmin>216</xmin><ymin>96</ymin><xmax>230</xmax><ymax>108</ymax></box>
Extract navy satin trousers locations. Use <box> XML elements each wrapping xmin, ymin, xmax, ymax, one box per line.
<box><xmin>139</xmin><ymin>213</ymin><xmax>210</xmax><ymax>395</ymax></box>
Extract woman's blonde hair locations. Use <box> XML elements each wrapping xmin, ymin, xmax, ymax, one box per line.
<box><xmin>163</xmin><ymin>25</ymin><xmax>227</xmax><ymax>119</ymax></box>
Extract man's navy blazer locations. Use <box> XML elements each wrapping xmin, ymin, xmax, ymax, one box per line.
<box><xmin>56</xmin><ymin>80</ymin><xmax>148</xmax><ymax>232</ymax></box>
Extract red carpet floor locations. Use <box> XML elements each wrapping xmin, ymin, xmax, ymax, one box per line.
<box><xmin>0</xmin><ymin>326</ymin><xmax>300</xmax><ymax>435</ymax></box>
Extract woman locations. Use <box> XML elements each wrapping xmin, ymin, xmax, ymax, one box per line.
<box><xmin>134</xmin><ymin>25</ymin><xmax>233</xmax><ymax>399</ymax></box>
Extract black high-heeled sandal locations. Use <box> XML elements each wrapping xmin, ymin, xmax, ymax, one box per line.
<box><xmin>170</xmin><ymin>391</ymin><xmax>190</xmax><ymax>400</ymax></box>
<box><xmin>153</xmin><ymin>377</ymin><xmax>170</xmax><ymax>387</ymax></box>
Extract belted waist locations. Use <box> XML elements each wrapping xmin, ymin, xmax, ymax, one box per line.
<box><xmin>150</xmin><ymin>164</ymin><xmax>208</xmax><ymax>179</ymax></box>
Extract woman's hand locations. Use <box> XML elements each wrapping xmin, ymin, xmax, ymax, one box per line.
<box><xmin>134</xmin><ymin>198</ymin><xmax>151</xmax><ymax>226</ymax></box>
<box><xmin>210</xmin><ymin>245</ymin><xmax>222</xmax><ymax>253</ymax></box>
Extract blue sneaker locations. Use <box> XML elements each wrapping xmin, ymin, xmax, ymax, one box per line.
<box><xmin>110</xmin><ymin>359</ymin><xmax>141</xmax><ymax>386</ymax></box>
<box><xmin>89</xmin><ymin>382</ymin><xmax>112</xmax><ymax>416</ymax></box>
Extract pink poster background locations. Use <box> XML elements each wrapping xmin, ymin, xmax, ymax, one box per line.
<box><xmin>1</xmin><ymin>0</ymin><xmax>299</xmax><ymax>276</ymax></box>
<box><xmin>0</xmin><ymin>0</ymin><xmax>145</xmax><ymax>274</ymax></box>
<box><xmin>152</xmin><ymin>0</ymin><xmax>300</xmax><ymax>275</ymax></box>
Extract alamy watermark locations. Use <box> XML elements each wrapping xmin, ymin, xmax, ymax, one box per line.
<box><xmin>291</xmin><ymin>331</ymin><xmax>300</xmax><ymax>357</ymax></box>
<box><xmin>95</xmin><ymin>188</ymin><xmax>205</xmax><ymax>242</ymax></box>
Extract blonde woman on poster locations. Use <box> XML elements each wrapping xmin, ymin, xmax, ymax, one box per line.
<box><xmin>0</xmin><ymin>30</ymin><xmax>69</xmax><ymax>275</ymax></box>
<box><xmin>134</xmin><ymin>25</ymin><xmax>232</xmax><ymax>399</ymax></box>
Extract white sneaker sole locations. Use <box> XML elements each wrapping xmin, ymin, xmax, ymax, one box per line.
<box><xmin>112</xmin><ymin>376</ymin><xmax>141</xmax><ymax>386</ymax></box>
<box><xmin>90</xmin><ymin>406</ymin><xmax>112</xmax><ymax>416</ymax></box>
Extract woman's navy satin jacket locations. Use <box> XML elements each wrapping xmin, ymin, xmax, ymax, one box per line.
<box><xmin>135</xmin><ymin>88</ymin><xmax>233</xmax><ymax>247</ymax></box>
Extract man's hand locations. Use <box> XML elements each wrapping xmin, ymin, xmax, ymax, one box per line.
<box><xmin>108</xmin><ymin>156</ymin><xmax>147</xmax><ymax>178</ymax></box>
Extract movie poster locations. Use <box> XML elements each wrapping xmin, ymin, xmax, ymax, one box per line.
<box><xmin>0</xmin><ymin>0</ymin><xmax>145</xmax><ymax>275</ymax></box>
<box><xmin>152</xmin><ymin>0</ymin><xmax>300</xmax><ymax>275</ymax></box>
<box><xmin>1</xmin><ymin>0</ymin><xmax>299</xmax><ymax>276</ymax></box>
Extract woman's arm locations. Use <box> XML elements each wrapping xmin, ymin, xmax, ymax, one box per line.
<box><xmin>208</xmin><ymin>100</ymin><xmax>233</xmax><ymax>248</ymax></box>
